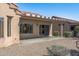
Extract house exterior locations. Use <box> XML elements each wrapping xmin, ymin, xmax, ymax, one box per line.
<box><xmin>20</xmin><ymin>12</ymin><xmax>79</xmax><ymax>39</ymax></box>
<box><xmin>0</xmin><ymin>3</ymin><xmax>79</xmax><ymax>47</ymax></box>
<box><xmin>0</xmin><ymin>3</ymin><xmax>21</xmax><ymax>47</ymax></box>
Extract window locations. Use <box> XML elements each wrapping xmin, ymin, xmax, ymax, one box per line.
<box><xmin>7</xmin><ymin>16</ymin><xmax>12</xmax><ymax>37</ymax></box>
<box><xmin>39</xmin><ymin>25</ymin><xmax>49</xmax><ymax>35</ymax></box>
<box><xmin>0</xmin><ymin>17</ymin><xmax>4</xmax><ymax>37</ymax></box>
<box><xmin>20</xmin><ymin>24</ymin><xmax>33</xmax><ymax>33</ymax></box>
<box><xmin>70</xmin><ymin>26</ymin><xmax>75</xmax><ymax>31</ymax></box>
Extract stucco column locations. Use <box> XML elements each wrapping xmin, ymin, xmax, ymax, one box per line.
<box><xmin>37</xmin><ymin>24</ymin><xmax>39</xmax><ymax>36</ymax></box>
<box><xmin>60</xmin><ymin>24</ymin><xmax>64</xmax><ymax>37</ymax></box>
<box><xmin>4</xmin><ymin>16</ymin><xmax>7</xmax><ymax>39</ymax></box>
<box><xmin>33</xmin><ymin>24</ymin><xmax>39</xmax><ymax>37</ymax></box>
<box><xmin>49</xmin><ymin>23</ymin><xmax>53</xmax><ymax>37</ymax></box>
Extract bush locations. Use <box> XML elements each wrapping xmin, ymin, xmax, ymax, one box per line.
<box><xmin>74</xmin><ymin>26</ymin><xmax>79</xmax><ymax>32</ymax></box>
<box><xmin>63</xmin><ymin>32</ymin><xmax>72</xmax><ymax>37</ymax></box>
<box><xmin>74</xmin><ymin>26</ymin><xmax>79</xmax><ymax>37</ymax></box>
<box><xmin>53</xmin><ymin>32</ymin><xmax>59</xmax><ymax>36</ymax></box>
<box><xmin>47</xmin><ymin>45</ymin><xmax>70</xmax><ymax>56</ymax></box>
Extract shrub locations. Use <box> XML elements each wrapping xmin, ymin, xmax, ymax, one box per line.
<box><xmin>53</xmin><ymin>32</ymin><xmax>59</xmax><ymax>36</ymax></box>
<box><xmin>74</xmin><ymin>26</ymin><xmax>79</xmax><ymax>37</ymax></box>
<box><xmin>47</xmin><ymin>45</ymin><xmax>70</xmax><ymax>56</ymax></box>
<box><xmin>63</xmin><ymin>32</ymin><xmax>72</xmax><ymax>37</ymax></box>
<box><xmin>74</xmin><ymin>26</ymin><xmax>79</xmax><ymax>32</ymax></box>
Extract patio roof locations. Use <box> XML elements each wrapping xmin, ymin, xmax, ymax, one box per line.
<box><xmin>21</xmin><ymin>11</ymin><xmax>51</xmax><ymax>21</ymax></box>
<box><xmin>52</xmin><ymin>16</ymin><xmax>79</xmax><ymax>25</ymax></box>
<box><xmin>52</xmin><ymin>16</ymin><xmax>79</xmax><ymax>23</ymax></box>
<box><xmin>20</xmin><ymin>12</ymin><xmax>79</xmax><ymax>25</ymax></box>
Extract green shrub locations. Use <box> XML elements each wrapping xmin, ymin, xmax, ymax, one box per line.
<box><xmin>74</xmin><ymin>26</ymin><xmax>79</xmax><ymax>37</ymax></box>
<box><xmin>53</xmin><ymin>32</ymin><xmax>59</xmax><ymax>36</ymax></box>
<box><xmin>74</xmin><ymin>26</ymin><xmax>79</xmax><ymax>32</ymax></box>
<box><xmin>47</xmin><ymin>45</ymin><xmax>70</xmax><ymax>56</ymax></box>
<box><xmin>63</xmin><ymin>32</ymin><xmax>72</xmax><ymax>37</ymax></box>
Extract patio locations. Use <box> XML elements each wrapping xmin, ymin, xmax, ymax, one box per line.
<box><xmin>0</xmin><ymin>37</ymin><xmax>78</xmax><ymax>56</ymax></box>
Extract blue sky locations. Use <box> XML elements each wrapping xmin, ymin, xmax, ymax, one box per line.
<box><xmin>17</xmin><ymin>3</ymin><xmax>79</xmax><ymax>20</ymax></box>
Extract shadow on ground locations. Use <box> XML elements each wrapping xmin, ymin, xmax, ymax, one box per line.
<box><xmin>45</xmin><ymin>45</ymin><xmax>79</xmax><ymax>56</ymax></box>
<box><xmin>70</xmin><ymin>49</ymin><xmax>79</xmax><ymax>56</ymax></box>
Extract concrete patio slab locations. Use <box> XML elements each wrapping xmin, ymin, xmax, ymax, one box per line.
<box><xmin>0</xmin><ymin>37</ymin><xmax>78</xmax><ymax>56</ymax></box>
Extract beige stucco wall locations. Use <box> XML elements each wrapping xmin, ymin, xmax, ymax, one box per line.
<box><xmin>0</xmin><ymin>3</ymin><xmax>20</xmax><ymax>47</ymax></box>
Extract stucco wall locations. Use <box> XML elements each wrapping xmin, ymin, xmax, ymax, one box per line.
<box><xmin>0</xmin><ymin>3</ymin><xmax>20</xmax><ymax>47</ymax></box>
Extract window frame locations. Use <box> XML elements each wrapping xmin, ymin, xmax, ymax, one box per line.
<box><xmin>0</xmin><ymin>16</ymin><xmax>4</xmax><ymax>37</ymax></box>
<box><xmin>7</xmin><ymin>16</ymin><xmax>13</xmax><ymax>37</ymax></box>
<box><xmin>20</xmin><ymin>23</ymin><xmax>33</xmax><ymax>34</ymax></box>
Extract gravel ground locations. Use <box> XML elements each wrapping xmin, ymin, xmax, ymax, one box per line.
<box><xmin>0</xmin><ymin>37</ymin><xmax>78</xmax><ymax>56</ymax></box>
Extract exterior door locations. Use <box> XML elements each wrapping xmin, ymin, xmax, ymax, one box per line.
<box><xmin>39</xmin><ymin>25</ymin><xmax>49</xmax><ymax>36</ymax></box>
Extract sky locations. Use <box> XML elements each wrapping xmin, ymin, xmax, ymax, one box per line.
<box><xmin>17</xmin><ymin>3</ymin><xmax>79</xmax><ymax>21</ymax></box>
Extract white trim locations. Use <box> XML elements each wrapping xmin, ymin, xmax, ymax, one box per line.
<box><xmin>32</xmin><ymin>14</ymin><xmax>36</xmax><ymax>17</ymax></box>
<box><xmin>26</xmin><ymin>13</ymin><xmax>31</xmax><ymax>16</ymax></box>
<box><xmin>37</xmin><ymin>15</ymin><xmax>41</xmax><ymax>18</ymax></box>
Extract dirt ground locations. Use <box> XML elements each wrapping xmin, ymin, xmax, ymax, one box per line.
<box><xmin>0</xmin><ymin>38</ymin><xmax>79</xmax><ymax>56</ymax></box>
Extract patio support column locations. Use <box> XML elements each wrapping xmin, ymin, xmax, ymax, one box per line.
<box><xmin>49</xmin><ymin>23</ymin><xmax>53</xmax><ymax>37</ymax></box>
<box><xmin>33</xmin><ymin>24</ymin><xmax>39</xmax><ymax>37</ymax></box>
<box><xmin>60</xmin><ymin>24</ymin><xmax>64</xmax><ymax>37</ymax></box>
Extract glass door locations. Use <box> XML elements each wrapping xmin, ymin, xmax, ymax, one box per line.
<box><xmin>39</xmin><ymin>25</ymin><xmax>49</xmax><ymax>36</ymax></box>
